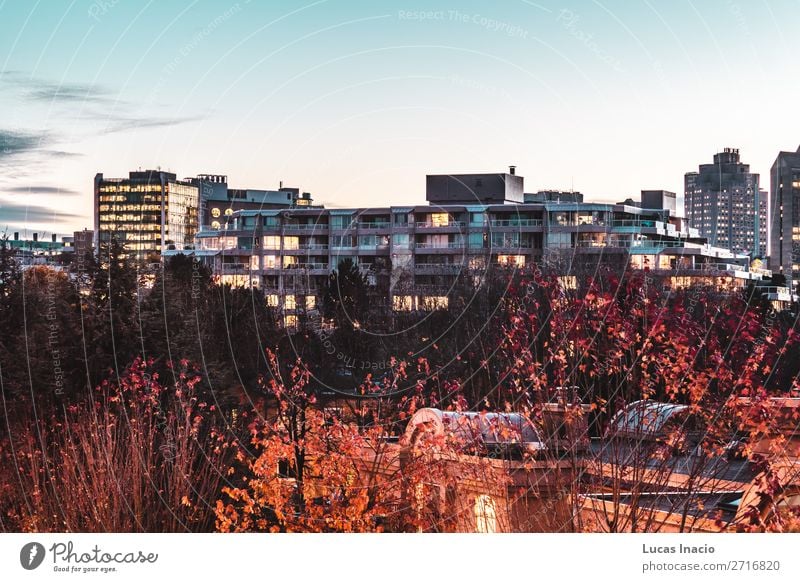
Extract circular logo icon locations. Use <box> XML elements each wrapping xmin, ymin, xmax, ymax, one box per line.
<box><xmin>20</xmin><ymin>542</ymin><xmax>46</xmax><ymax>570</ymax></box>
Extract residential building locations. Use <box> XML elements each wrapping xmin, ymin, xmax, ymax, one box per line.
<box><xmin>94</xmin><ymin>170</ymin><xmax>199</xmax><ymax>262</ymax></box>
<box><xmin>770</xmin><ymin>146</ymin><xmax>800</xmax><ymax>286</ymax></box>
<box><xmin>168</xmin><ymin>170</ymin><xmax>772</xmax><ymax>326</ymax></box>
<box><xmin>684</xmin><ymin>148</ymin><xmax>767</xmax><ymax>258</ymax></box>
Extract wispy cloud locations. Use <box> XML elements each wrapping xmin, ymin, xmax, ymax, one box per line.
<box><xmin>0</xmin><ymin>130</ymin><xmax>47</xmax><ymax>159</ymax></box>
<box><xmin>103</xmin><ymin>114</ymin><xmax>205</xmax><ymax>134</ymax></box>
<box><xmin>1</xmin><ymin>70</ymin><xmax>114</xmax><ymax>105</ymax></box>
<box><xmin>3</xmin><ymin>185</ymin><xmax>81</xmax><ymax>196</ymax></box>
<box><xmin>0</xmin><ymin>200</ymin><xmax>84</xmax><ymax>224</ymax></box>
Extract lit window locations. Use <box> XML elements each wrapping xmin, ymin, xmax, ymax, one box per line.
<box><xmin>263</xmin><ymin>236</ymin><xmax>281</xmax><ymax>249</ymax></box>
<box><xmin>285</xmin><ymin>295</ymin><xmax>296</xmax><ymax>309</ymax></box>
<box><xmin>419</xmin><ymin>296</ymin><xmax>448</xmax><ymax>310</ymax></box>
<box><xmin>430</xmin><ymin>213</ymin><xmax>450</xmax><ymax>227</ymax></box>
<box><xmin>497</xmin><ymin>254</ymin><xmax>525</xmax><ymax>267</ymax></box>
<box><xmin>392</xmin><ymin>295</ymin><xmax>413</xmax><ymax>311</ymax></box>
<box><xmin>284</xmin><ymin>315</ymin><xmax>298</xmax><ymax>328</ymax></box>
<box><xmin>283</xmin><ymin>236</ymin><xmax>299</xmax><ymax>250</ymax></box>
<box><xmin>266</xmin><ymin>294</ymin><xmax>279</xmax><ymax>307</ymax></box>
<box><xmin>305</xmin><ymin>295</ymin><xmax>316</xmax><ymax>310</ymax></box>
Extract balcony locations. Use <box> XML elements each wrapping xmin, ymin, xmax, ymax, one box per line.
<box><xmin>283</xmin><ymin>223</ymin><xmax>328</xmax><ymax>231</ymax></box>
<box><xmin>489</xmin><ymin>219</ymin><xmax>543</xmax><ymax>227</ymax></box>
<box><xmin>221</xmin><ymin>263</ymin><xmax>248</xmax><ymax>272</ymax></box>
<box><xmin>415</xmin><ymin>221</ymin><xmax>466</xmax><ymax>229</ymax></box>
<box><xmin>298</xmin><ymin>243</ymin><xmax>329</xmax><ymax>251</ymax></box>
<box><xmin>283</xmin><ymin>262</ymin><xmax>329</xmax><ymax>271</ymax></box>
<box><xmin>358</xmin><ymin>222</ymin><xmax>391</xmax><ymax>230</ymax></box>
<box><xmin>415</xmin><ymin>242</ymin><xmax>464</xmax><ymax>249</ymax></box>
<box><xmin>414</xmin><ymin>263</ymin><xmax>464</xmax><ymax>274</ymax></box>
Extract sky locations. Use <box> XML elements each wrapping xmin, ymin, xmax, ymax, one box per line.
<box><xmin>1</xmin><ymin>0</ymin><xmax>799</xmax><ymax>237</ymax></box>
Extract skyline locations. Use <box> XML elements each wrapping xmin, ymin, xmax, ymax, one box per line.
<box><xmin>2</xmin><ymin>0</ymin><xmax>800</xmax><ymax>236</ymax></box>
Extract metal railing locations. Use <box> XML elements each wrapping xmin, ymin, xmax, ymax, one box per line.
<box><xmin>489</xmin><ymin>219</ymin><xmax>543</xmax><ymax>227</ymax></box>
<box><xmin>415</xmin><ymin>221</ymin><xmax>466</xmax><ymax>228</ymax></box>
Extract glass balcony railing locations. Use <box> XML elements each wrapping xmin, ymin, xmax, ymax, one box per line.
<box><xmin>489</xmin><ymin>219</ymin><xmax>543</xmax><ymax>227</ymax></box>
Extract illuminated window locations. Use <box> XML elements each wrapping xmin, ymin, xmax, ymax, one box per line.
<box><xmin>283</xmin><ymin>236</ymin><xmax>299</xmax><ymax>250</ymax></box>
<box><xmin>283</xmin><ymin>256</ymin><xmax>297</xmax><ymax>267</ymax></box>
<box><xmin>285</xmin><ymin>295</ymin><xmax>296</xmax><ymax>310</ymax></box>
<box><xmin>558</xmin><ymin>276</ymin><xmax>577</xmax><ymax>290</ymax></box>
<box><xmin>266</xmin><ymin>294</ymin><xmax>279</xmax><ymax>307</ymax></box>
<box><xmin>474</xmin><ymin>495</ymin><xmax>497</xmax><ymax>533</ymax></box>
<box><xmin>211</xmin><ymin>208</ymin><xmax>221</xmax><ymax>218</ymax></box>
<box><xmin>430</xmin><ymin>213</ymin><xmax>450</xmax><ymax>227</ymax></box>
<box><xmin>284</xmin><ymin>314</ymin><xmax>298</xmax><ymax>328</ymax></box>
<box><xmin>419</xmin><ymin>296</ymin><xmax>449</xmax><ymax>310</ymax></box>
<box><xmin>497</xmin><ymin>254</ymin><xmax>525</xmax><ymax>267</ymax></box>
<box><xmin>250</xmin><ymin>255</ymin><xmax>260</xmax><ymax>270</ymax></box>
<box><xmin>392</xmin><ymin>295</ymin><xmax>413</xmax><ymax>311</ymax></box>
<box><xmin>263</xmin><ymin>255</ymin><xmax>279</xmax><ymax>268</ymax></box>
<box><xmin>305</xmin><ymin>295</ymin><xmax>316</xmax><ymax>310</ymax></box>
<box><xmin>263</xmin><ymin>236</ymin><xmax>281</xmax><ymax>249</ymax></box>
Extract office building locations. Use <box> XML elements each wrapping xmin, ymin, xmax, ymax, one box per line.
<box><xmin>684</xmin><ymin>148</ymin><xmax>767</xmax><ymax>258</ymax></box>
<box><xmin>94</xmin><ymin>170</ymin><xmax>199</xmax><ymax>262</ymax></box>
<box><xmin>770</xmin><ymin>146</ymin><xmax>800</xmax><ymax>285</ymax></box>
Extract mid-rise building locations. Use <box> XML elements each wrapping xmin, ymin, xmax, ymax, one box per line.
<box><xmin>191</xmin><ymin>174</ymin><xmax>315</xmax><ymax>230</ymax></box>
<box><xmin>94</xmin><ymin>170</ymin><xmax>199</xmax><ymax>262</ymax></box>
<box><xmin>684</xmin><ymin>148</ymin><xmax>767</xmax><ymax>258</ymax></box>
<box><xmin>770</xmin><ymin>146</ymin><xmax>800</xmax><ymax>285</ymax></box>
<box><xmin>168</xmin><ymin>170</ymin><xmax>776</xmax><ymax>326</ymax></box>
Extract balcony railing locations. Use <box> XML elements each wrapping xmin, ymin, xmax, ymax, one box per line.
<box><xmin>298</xmin><ymin>244</ymin><xmax>329</xmax><ymax>251</ymax></box>
<box><xmin>489</xmin><ymin>219</ymin><xmax>543</xmax><ymax>227</ymax></box>
<box><xmin>415</xmin><ymin>221</ymin><xmax>466</xmax><ymax>228</ymax></box>
<box><xmin>414</xmin><ymin>263</ymin><xmax>464</xmax><ymax>272</ymax></box>
<box><xmin>283</xmin><ymin>223</ymin><xmax>328</xmax><ymax>230</ymax></box>
<box><xmin>283</xmin><ymin>262</ymin><xmax>328</xmax><ymax>270</ymax></box>
<box><xmin>414</xmin><ymin>242</ymin><xmax>464</xmax><ymax>249</ymax></box>
<box><xmin>358</xmin><ymin>222</ymin><xmax>391</xmax><ymax>229</ymax></box>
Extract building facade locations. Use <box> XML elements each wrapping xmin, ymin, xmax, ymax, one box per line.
<box><xmin>770</xmin><ymin>146</ymin><xmax>800</xmax><ymax>286</ymax></box>
<box><xmin>684</xmin><ymin>148</ymin><xmax>767</xmax><ymax>258</ymax></box>
<box><xmin>94</xmin><ymin>170</ymin><xmax>199</xmax><ymax>262</ymax></box>
<box><xmin>168</xmin><ymin>171</ymin><xmax>768</xmax><ymax>326</ymax></box>
<box><xmin>191</xmin><ymin>174</ymin><xmax>314</xmax><ymax>231</ymax></box>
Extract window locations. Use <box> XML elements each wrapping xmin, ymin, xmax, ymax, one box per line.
<box><xmin>392</xmin><ymin>295</ymin><xmax>413</xmax><ymax>311</ymax></box>
<box><xmin>394</xmin><ymin>213</ymin><xmax>409</xmax><ymax>225</ymax></box>
<box><xmin>331</xmin><ymin>215</ymin><xmax>353</xmax><ymax>229</ymax></box>
<box><xmin>468</xmin><ymin>232</ymin><xmax>486</xmax><ymax>248</ymax></box>
<box><xmin>264</xmin><ymin>216</ymin><xmax>279</xmax><ymax>227</ymax></box>
<box><xmin>263</xmin><ymin>255</ymin><xmax>279</xmax><ymax>268</ymax></box>
<box><xmin>284</xmin><ymin>314</ymin><xmax>298</xmax><ymax>328</ymax></box>
<box><xmin>285</xmin><ymin>295</ymin><xmax>296</xmax><ymax>309</ymax></box>
<box><xmin>283</xmin><ymin>236</ymin><xmax>299</xmax><ymax>250</ymax></box>
<box><xmin>474</xmin><ymin>495</ymin><xmax>497</xmax><ymax>533</ymax></box>
<box><xmin>430</xmin><ymin>213</ymin><xmax>450</xmax><ymax>227</ymax></box>
<box><xmin>331</xmin><ymin>235</ymin><xmax>353</xmax><ymax>248</ymax></box>
<box><xmin>283</xmin><ymin>256</ymin><xmax>297</xmax><ymax>267</ymax></box>
<box><xmin>305</xmin><ymin>296</ymin><xmax>316</xmax><ymax>310</ymax></box>
<box><xmin>497</xmin><ymin>254</ymin><xmax>525</xmax><ymax>267</ymax></box>
<box><xmin>266</xmin><ymin>294</ymin><xmax>279</xmax><ymax>307</ymax></box>
<box><xmin>419</xmin><ymin>296</ymin><xmax>448</xmax><ymax>310</ymax></box>
<box><xmin>263</xmin><ymin>236</ymin><xmax>281</xmax><ymax>249</ymax></box>
<box><xmin>250</xmin><ymin>256</ymin><xmax>260</xmax><ymax>270</ymax></box>
<box><xmin>470</xmin><ymin>212</ymin><xmax>486</xmax><ymax>225</ymax></box>
<box><xmin>393</xmin><ymin>234</ymin><xmax>410</xmax><ymax>248</ymax></box>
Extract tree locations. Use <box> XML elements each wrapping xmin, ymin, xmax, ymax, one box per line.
<box><xmin>322</xmin><ymin>258</ymin><xmax>369</xmax><ymax>330</ymax></box>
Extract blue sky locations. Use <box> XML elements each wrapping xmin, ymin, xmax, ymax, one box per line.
<box><xmin>1</xmin><ymin>0</ymin><xmax>798</xmax><ymax>236</ymax></box>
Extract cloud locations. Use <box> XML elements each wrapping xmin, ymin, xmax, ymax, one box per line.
<box><xmin>3</xmin><ymin>186</ymin><xmax>81</xmax><ymax>196</ymax></box>
<box><xmin>1</xmin><ymin>70</ymin><xmax>114</xmax><ymax>105</ymax></box>
<box><xmin>0</xmin><ymin>130</ymin><xmax>47</xmax><ymax>158</ymax></box>
<box><xmin>103</xmin><ymin>114</ymin><xmax>205</xmax><ymax>134</ymax></box>
<box><xmin>0</xmin><ymin>200</ymin><xmax>85</xmax><ymax>224</ymax></box>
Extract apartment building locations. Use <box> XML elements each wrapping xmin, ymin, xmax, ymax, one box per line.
<box><xmin>168</xmin><ymin>171</ymin><xmax>771</xmax><ymax>325</ymax></box>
